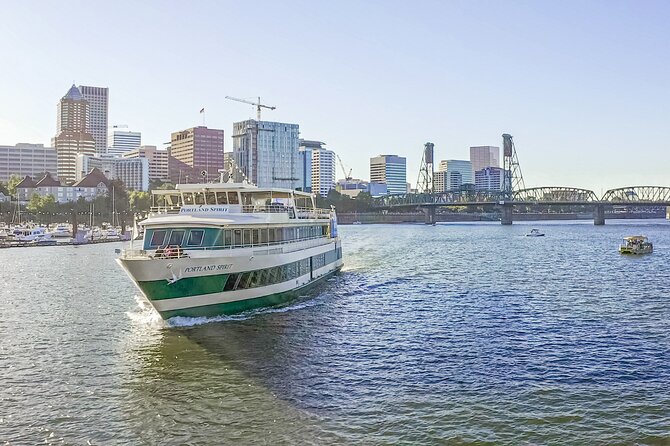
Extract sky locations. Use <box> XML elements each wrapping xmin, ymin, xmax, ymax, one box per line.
<box><xmin>1</xmin><ymin>0</ymin><xmax>669</xmax><ymax>193</ymax></box>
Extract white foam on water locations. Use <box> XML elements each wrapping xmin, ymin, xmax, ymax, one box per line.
<box><xmin>165</xmin><ymin>298</ymin><xmax>322</xmax><ymax>328</ymax></box>
<box><xmin>125</xmin><ymin>295</ymin><xmax>166</xmax><ymax>328</ymax></box>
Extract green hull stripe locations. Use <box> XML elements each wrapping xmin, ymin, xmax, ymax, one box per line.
<box><xmin>159</xmin><ymin>268</ymin><xmax>340</xmax><ymax>319</ymax></box>
<box><xmin>137</xmin><ymin>273</ymin><xmax>230</xmax><ymax>300</ymax></box>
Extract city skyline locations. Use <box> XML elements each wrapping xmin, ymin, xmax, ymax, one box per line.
<box><xmin>1</xmin><ymin>1</ymin><xmax>669</xmax><ymax>193</ymax></box>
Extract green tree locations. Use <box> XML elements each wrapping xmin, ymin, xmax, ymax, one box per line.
<box><xmin>7</xmin><ymin>174</ymin><xmax>21</xmax><ymax>198</ymax></box>
<box><xmin>129</xmin><ymin>190</ymin><xmax>151</xmax><ymax>214</ymax></box>
<box><xmin>26</xmin><ymin>193</ymin><xmax>43</xmax><ymax>213</ymax></box>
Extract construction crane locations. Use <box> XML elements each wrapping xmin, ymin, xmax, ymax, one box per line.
<box><xmin>225</xmin><ymin>96</ymin><xmax>276</xmax><ymax>121</ymax></box>
<box><xmin>336</xmin><ymin>154</ymin><xmax>352</xmax><ymax>181</ymax></box>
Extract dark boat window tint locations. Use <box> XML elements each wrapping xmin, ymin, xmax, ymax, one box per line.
<box><xmin>260</xmin><ymin>228</ymin><xmax>268</xmax><ymax>244</ymax></box>
<box><xmin>216</xmin><ymin>192</ymin><xmax>228</xmax><ymax>204</ymax></box>
<box><xmin>149</xmin><ymin>230</ymin><xmax>167</xmax><ymax>247</ymax></box>
<box><xmin>243</xmin><ymin>229</ymin><xmax>251</xmax><ymax>246</ymax></box>
<box><xmin>252</xmin><ymin>229</ymin><xmax>259</xmax><ymax>245</ymax></box>
<box><xmin>187</xmin><ymin>230</ymin><xmax>204</xmax><ymax>246</ymax></box>
<box><xmin>224</xmin><ymin>230</ymin><xmax>232</xmax><ymax>246</ymax></box>
<box><xmin>233</xmin><ymin>229</ymin><xmax>242</xmax><ymax>246</ymax></box>
<box><xmin>168</xmin><ymin>230</ymin><xmax>185</xmax><ymax>246</ymax></box>
<box><xmin>194</xmin><ymin>192</ymin><xmax>206</xmax><ymax>205</ymax></box>
<box><xmin>228</xmin><ymin>192</ymin><xmax>239</xmax><ymax>204</ymax></box>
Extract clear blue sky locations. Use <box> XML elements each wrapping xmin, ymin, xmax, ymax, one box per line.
<box><xmin>1</xmin><ymin>0</ymin><xmax>669</xmax><ymax>192</ymax></box>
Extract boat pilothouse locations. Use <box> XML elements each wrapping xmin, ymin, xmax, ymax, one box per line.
<box><xmin>117</xmin><ymin>181</ymin><xmax>343</xmax><ymax>320</ymax></box>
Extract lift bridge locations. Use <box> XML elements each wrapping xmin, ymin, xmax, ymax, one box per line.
<box><xmin>373</xmin><ymin>134</ymin><xmax>670</xmax><ymax>225</ymax></box>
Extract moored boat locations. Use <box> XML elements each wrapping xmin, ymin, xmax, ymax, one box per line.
<box><xmin>117</xmin><ymin>180</ymin><xmax>343</xmax><ymax>320</ymax></box>
<box><xmin>619</xmin><ymin>236</ymin><xmax>653</xmax><ymax>255</ymax></box>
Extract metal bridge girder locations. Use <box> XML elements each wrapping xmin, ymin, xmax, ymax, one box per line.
<box><xmin>512</xmin><ymin>187</ymin><xmax>599</xmax><ymax>203</ymax></box>
<box><xmin>600</xmin><ymin>186</ymin><xmax>670</xmax><ymax>203</ymax></box>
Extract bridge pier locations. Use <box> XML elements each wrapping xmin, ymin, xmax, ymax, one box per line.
<box><xmin>423</xmin><ymin>207</ymin><xmax>436</xmax><ymax>225</ymax></box>
<box><xmin>500</xmin><ymin>203</ymin><xmax>513</xmax><ymax>225</ymax></box>
<box><xmin>593</xmin><ymin>204</ymin><xmax>605</xmax><ymax>225</ymax></box>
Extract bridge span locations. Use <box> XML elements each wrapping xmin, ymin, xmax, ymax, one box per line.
<box><xmin>371</xmin><ymin>186</ymin><xmax>670</xmax><ymax>225</ymax></box>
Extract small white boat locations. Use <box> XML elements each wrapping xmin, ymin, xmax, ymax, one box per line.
<box><xmin>50</xmin><ymin>224</ymin><xmax>73</xmax><ymax>238</ymax></box>
<box><xmin>526</xmin><ymin>228</ymin><xmax>545</xmax><ymax>237</ymax></box>
<box><xmin>619</xmin><ymin>236</ymin><xmax>653</xmax><ymax>255</ymax></box>
<box><xmin>352</xmin><ymin>221</ymin><xmax>362</xmax><ymax>225</ymax></box>
<box><xmin>16</xmin><ymin>227</ymin><xmax>52</xmax><ymax>242</ymax></box>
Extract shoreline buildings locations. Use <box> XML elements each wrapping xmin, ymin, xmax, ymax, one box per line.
<box><xmin>370</xmin><ymin>155</ymin><xmax>406</xmax><ymax>195</ymax></box>
<box><xmin>170</xmin><ymin>126</ymin><xmax>224</xmax><ymax>183</ymax></box>
<box><xmin>232</xmin><ymin>120</ymin><xmax>300</xmax><ymax>189</ymax></box>
<box><xmin>107</xmin><ymin>129</ymin><xmax>141</xmax><ymax>156</ymax></box>
<box><xmin>298</xmin><ymin>140</ymin><xmax>336</xmax><ymax>197</ymax></box>
<box><xmin>435</xmin><ymin>160</ymin><xmax>474</xmax><ymax>192</ymax></box>
<box><xmin>53</xmin><ymin>85</ymin><xmax>96</xmax><ymax>184</ymax></box>
<box><xmin>0</xmin><ymin>144</ymin><xmax>58</xmax><ymax>183</ymax></box>
<box><xmin>76</xmin><ymin>154</ymin><xmax>148</xmax><ymax>191</ymax></box>
<box><xmin>123</xmin><ymin>145</ymin><xmax>170</xmax><ymax>182</ymax></box>
<box><xmin>79</xmin><ymin>85</ymin><xmax>109</xmax><ymax>155</ymax></box>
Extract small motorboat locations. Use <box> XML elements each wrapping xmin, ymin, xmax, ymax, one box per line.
<box><xmin>526</xmin><ymin>228</ymin><xmax>545</xmax><ymax>237</ymax></box>
<box><xmin>619</xmin><ymin>236</ymin><xmax>653</xmax><ymax>255</ymax></box>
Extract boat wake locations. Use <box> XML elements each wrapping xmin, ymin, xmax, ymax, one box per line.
<box><xmin>166</xmin><ymin>298</ymin><xmax>323</xmax><ymax>328</ymax></box>
<box><xmin>125</xmin><ymin>295</ymin><xmax>165</xmax><ymax>328</ymax></box>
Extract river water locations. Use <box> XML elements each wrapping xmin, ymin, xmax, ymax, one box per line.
<box><xmin>1</xmin><ymin>220</ymin><xmax>670</xmax><ymax>445</ymax></box>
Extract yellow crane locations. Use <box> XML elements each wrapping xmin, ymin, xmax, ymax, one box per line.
<box><xmin>225</xmin><ymin>96</ymin><xmax>276</xmax><ymax>121</ymax></box>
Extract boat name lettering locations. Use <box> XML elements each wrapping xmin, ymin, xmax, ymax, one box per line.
<box><xmin>180</xmin><ymin>206</ymin><xmax>230</xmax><ymax>213</ymax></box>
<box><xmin>184</xmin><ymin>264</ymin><xmax>233</xmax><ymax>273</ymax></box>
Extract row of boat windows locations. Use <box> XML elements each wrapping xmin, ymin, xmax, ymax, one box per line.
<box><xmin>223</xmin><ymin>248</ymin><xmax>342</xmax><ymax>292</ymax></box>
<box><xmin>224</xmin><ymin>259</ymin><xmax>311</xmax><ymax>291</ymax></box>
<box><xmin>146</xmin><ymin>225</ymin><xmax>329</xmax><ymax>249</ymax></box>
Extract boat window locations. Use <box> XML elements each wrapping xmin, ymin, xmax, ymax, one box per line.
<box><xmin>205</xmin><ymin>191</ymin><xmax>216</xmax><ymax>205</ymax></box>
<box><xmin>228</xmin><ymin>192</ymin><xmax>239</xmax><ymax>204</ymax></box>
<box><xmin>187</xmin><ymin>229</ymin><xmax>205</xmax><ymax>246</ymax></box>
<box><xmin>224</xmin><ymin>229</ymin><xmax>232</xmax><ymax>246</ymax></box>
<box><xmin>212</xmin><ymin>230</ymin><xmax>224</xmax><ymax>247</ymax></box>
<box><xmin>260</xmin><ymin>228</ymin><xmax>268</xmax><ymax>244</ymax></box>
<box><xmin>168</xmin><ymin>230</ymin><xmax>185</xmax><ymax>246</ymax></box>
<box><xmin>241</xmin><ymin>193</ymin><xmax>252</xmax><ymax>206</ymax></box>
<box><xmin>194</xmin><ymin>192</ymin><xmax>206</xmax><ymax>205</ymax></box>
<box><xmin>252</xmin><ymin>229</ymin><xmax>259</xmax><ymax>245</ymax></box>
<box><xmin>223</xmin><ymin>273</ymin><xmax>238</xmax><ymax>291</ymax></box>
<box><xmin>183</xmin><ymin>193</ymin><xmax>195</xmax><ymax>205</ymax></box>
<box><xmin>243</xmin><ymin>229</ymin><xmax>251</xmax><ymax>246</ymax></box>
<box><xmin>233</xmin><ymin>229</ymin><xmax>242</xmax><ymax>246</ymax></box>
<box><xmin>216</xmin><ymin>192</ymin><xmax>228</xmax><ymax>204</ymax></box>
<box><xmin>149</xmin><ymin>230</ymin><xmax>167</xmax><ymax>247</ymax></box>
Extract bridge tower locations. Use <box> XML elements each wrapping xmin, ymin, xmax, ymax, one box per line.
<box><xmin>416</xmin><ymin>142</ymin><xmax>435</xmax><ymax>194</ymax></box>
<box><xmin>502</xmin><ymin>134</ymin><xmax>525</xmax><ymax>199</ymax></box>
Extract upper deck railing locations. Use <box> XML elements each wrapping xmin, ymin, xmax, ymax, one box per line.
<box><xmin>148</xmin><ymin>204</ymin><xmax>331</xmax><ymax>219</ymax></box>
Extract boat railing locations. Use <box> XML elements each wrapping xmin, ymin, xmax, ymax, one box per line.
<box><xmin>148</xmin><ymin>204</ymin><xmax>332</xmax><ymax>219</ymax></box>
<box><xmin>149</xmin><ymin>205</ymin><xmax>182</xmax><ymax>214</ymax></box>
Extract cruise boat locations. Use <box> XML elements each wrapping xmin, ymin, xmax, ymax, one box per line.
<box><xmin>619</xmin><ymin>236</ymin><xmax>653</xmax><ymax>255</ymax></box>
<box><xmin>117</xmin><ymin>181</ymin><xmax>343</xmax><ymax>319</ymax></box>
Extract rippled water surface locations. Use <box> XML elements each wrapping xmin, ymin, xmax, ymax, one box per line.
<box><xmin>2</xmin><ymin>220</ymin><xmax>670</xmax><ymax>444</ymax></box>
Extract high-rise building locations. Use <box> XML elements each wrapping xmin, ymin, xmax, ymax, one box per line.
<box><xmin>107</xmin><ymin>129</ymin><xmax>141</xmax><ymax>156</ymax></box>
<box><xmin>76</xmin><ymin>154</ymin><xmax>149</xmax><ymax>191</ymax></box>
<box><xmin>436</xmin><ymin>160</ymin><xmax>474</xmax><ymax>192</ymax></box>
<box><xmin>469</xmin><ymin>146</ymin><xmax>500</xmax><ymax>172</ymax></box>
<box><xmin>475</xmin><ymin>167</ymin><xmax>504</xmax><ymax>191</ymax></box>
<box><xmin>170</xmin><ymin>126</ymin><xmax>224</xmax><ymax>183</ymax></box>
<box><xmin>53</xmin><ymin>85</ymin><xmax>96</xmax><ymax>184</ymax></box>
<box><xmin>298</xmin><ymin>139</ymin><xmax>318</xmax><ymax>192</ymax></box>
<box><xmin>0</xmin><ymin>143</ymin><xmax>58</xmax><ymax>182</ymax></box>
<box><xmin>311</xmin><ymin>148</ymin><xmax>336</xmax><ymax>198</ymax></box>
<box><xmin>370</xmin><ymin>155</ymin><xmax>406</xmax><ymax>195</ymax></box>
<box><xmin>232</xmin><ymin>120</ymin><xmax>300</xmax><ymax>189</ymax></box>
<box><xmin>79</xmin><ymin>85</ymin><xmax>109</xmax><ymax>155</ymax></box>
<box><xmin>123</xmin><ymin>145</ymin><xmax>170</xmax><ymax>182</ymax></box>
